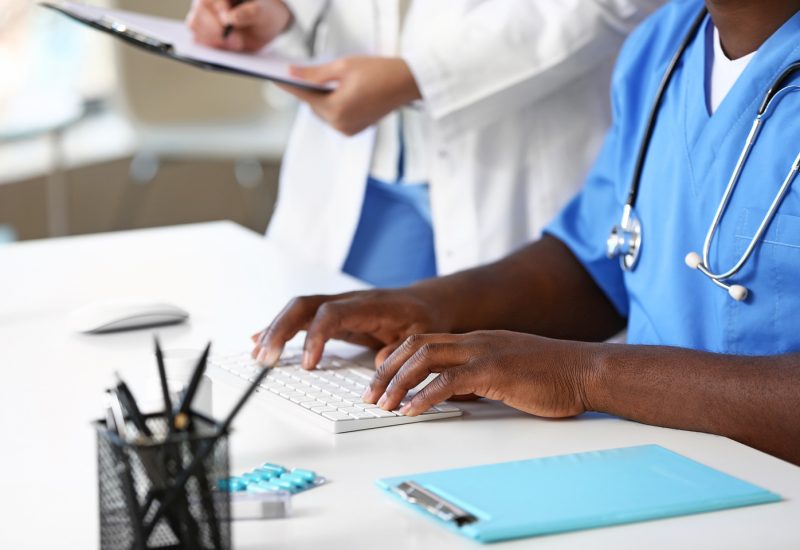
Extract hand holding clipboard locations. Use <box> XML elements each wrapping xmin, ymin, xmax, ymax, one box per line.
<box><xmin>42</xmin><ymin>1</ymin><xmax>333</xmax><ymax>91</ymax></box>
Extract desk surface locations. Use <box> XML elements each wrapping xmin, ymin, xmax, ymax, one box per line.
<box><xmin>1</xmin><ymin>221</ymin><xmax>799</xmax><ymax>550</ymax></box>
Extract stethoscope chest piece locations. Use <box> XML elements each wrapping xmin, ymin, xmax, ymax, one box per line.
<box><xmin>604</xmin><ymin>7</ymin><xmax>799</xmax><ymax>301</ymax></box>
<box><xmin>607</xmin><ymin>205</ymin><xmax>642</xmax><ymax>271</ymax></box>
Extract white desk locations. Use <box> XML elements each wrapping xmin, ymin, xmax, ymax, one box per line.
<box><xmin>1</xmin><ymin>221</ymin><xmax>799</xmax><ymax>550</ymax></box>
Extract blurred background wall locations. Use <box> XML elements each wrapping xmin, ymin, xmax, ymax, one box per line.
<box><xmin>0</xmin><ymin>0</ymin><xmax>297</xmax><ymax>244</ymax></box>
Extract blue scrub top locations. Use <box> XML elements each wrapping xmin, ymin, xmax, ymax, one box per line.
<box><xmin>343</xmin><ymin>177</ymin><xmax>437</xmax><ymax>288</ymax></box>
<box><xmin>545</xmin><ymin>0</ymin><xmax>800</xmax><ymax>356</ymax></box>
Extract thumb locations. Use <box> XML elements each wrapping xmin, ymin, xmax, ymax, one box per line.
<box><xmin>290</xmin><ymin>60</ymin><xmax>346</xmax><ymax>85</ymax></box>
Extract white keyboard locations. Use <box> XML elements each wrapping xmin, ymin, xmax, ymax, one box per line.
<box><xmin>210</xmin><ymin>352</ymin><xmax>462</xmax><ymax>433</ymax></box>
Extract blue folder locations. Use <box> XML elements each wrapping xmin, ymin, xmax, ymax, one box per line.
<box><xmin>375</xmin><ymin>444</ymin><xmax>780</xmax><ymax>543</ymax></box>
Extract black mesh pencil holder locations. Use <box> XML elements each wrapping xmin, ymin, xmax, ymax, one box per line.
<box><xmin>95</xmin><ymin>412</ymin><xmax>231</xmax><ymax>550</ymax></box>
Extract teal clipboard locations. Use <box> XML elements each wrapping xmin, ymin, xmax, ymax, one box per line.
<box><xmin>376</xmin><ymin>444</ymin><xmax>781</xmax><ymax>544</ymax></box>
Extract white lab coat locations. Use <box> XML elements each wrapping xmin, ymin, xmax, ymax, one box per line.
<box><xmin>267</xmin><ymin>0</ymin><xmax>662</xmax><ymax>275</ymax></box>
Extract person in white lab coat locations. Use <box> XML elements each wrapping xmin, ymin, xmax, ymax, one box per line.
<box><xmin>188</xmin><ymin>0</ymin><xmax>662</xmax><ymax>286</ymax></box>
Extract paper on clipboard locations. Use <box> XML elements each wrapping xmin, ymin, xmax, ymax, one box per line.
<box><xmin>42</xmin><ymin>1</ymin><xmax>334</xmax><ymax>91</ymax></box>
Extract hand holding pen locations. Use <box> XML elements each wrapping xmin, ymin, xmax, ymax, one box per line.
<box><xmin>187</xmin><ymin>0</ymin><xmax>292</xmax><ymax>52</ymax></box>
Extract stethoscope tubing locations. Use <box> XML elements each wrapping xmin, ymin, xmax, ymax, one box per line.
<box><xmin>616</xmin><ymin>7</ymin><xmax>800</xmax><ymax>293</ymax></box>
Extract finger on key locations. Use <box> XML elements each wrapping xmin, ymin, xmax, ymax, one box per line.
<box><xmin>252</xmin><ymin>295</ymin><xmax>325</xmax><ymax>365</ymax></box>
<box><xmin>377</xmin><ymin>341</ymin><xmax>467</xmax><ymax>411</ymax></box>
<box><xmin>364</xmin><ymin>334</ymin><xmax>458</xmax><ymax>405</ymax></box>
<box><xmin>401</xmin><ymin>368</ymin><xmax>473</xmax><ymax>416</ymax></box>
<box><xmin>302</xmin><ymin>299</ymin><xmax>367</xmax><ymax>370</ymax></box>
<box><xmin>363</xmin><ymin>334</ymin><xmax>429</xmax><ymax>404</ymax></box>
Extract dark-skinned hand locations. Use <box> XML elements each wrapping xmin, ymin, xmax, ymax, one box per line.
<box><xmin>362</xmin><ymin>330</ymin><xmax>596</xmax><ymax>417</ymax></box>
<box><xmin>251</xmin><ymin>288</ymin><xmax>451</xmax><ymax>370</ymax></box>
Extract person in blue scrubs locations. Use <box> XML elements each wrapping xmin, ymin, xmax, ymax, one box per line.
<box><xmin>252</xmin><ymin>0</ymin><xmax>800</xmax><ymax>465</ymax></box>
<box><xmin>341</xmin><ymin>146</ymin><xmax>437</xmax><ymax>288</ymax></box>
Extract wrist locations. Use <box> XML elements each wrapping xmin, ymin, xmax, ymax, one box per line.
<box><xmin>392</xmin><ymin>58</ymin><xmax>423</xmax><ymax>105</ymax></box>
<box><xmin>579</xmin><ymin>343</ymin><xmax>615</xmax><ymax>413</ymax></box>
<box><xmin>407</xmin><ymin>279</ymin><xmax>458</xmax><ymax>333</ymax></box>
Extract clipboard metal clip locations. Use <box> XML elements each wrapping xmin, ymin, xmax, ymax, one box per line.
<box><xmin>97</xmin><ymin>16</ymin><xmax>174</xmax><ymax>54</ymax></box>
<box><xmin>392</xmin><ymin>481</ymin><xmax>477</xmax><ymax>527</ymax></box>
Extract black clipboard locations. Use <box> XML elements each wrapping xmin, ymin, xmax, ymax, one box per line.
<box><xmin>41</xmin><ymin>1</ymin><xmax>332</xmax><ymax>92</ymax></box>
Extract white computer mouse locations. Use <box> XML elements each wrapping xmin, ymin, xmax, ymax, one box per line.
<box><xmin>70</xmin><ymin>300</ymin><xmax>189</xmax><ymax>334</ymax></box>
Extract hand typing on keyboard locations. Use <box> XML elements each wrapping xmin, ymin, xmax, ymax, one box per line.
<box><xmin>248</xmin><ymin>282</ymin><xmax>595</xmax><ymax>423</ymax></box>
<box><xmin>251</xmin><ymin>289</ymin><xmax>450</xmax><ymax>370</ymax></box>
<box><xmin>211</xmin><ymin>352</ymin><xmax>462</xmax><ymax>433</ymax></box>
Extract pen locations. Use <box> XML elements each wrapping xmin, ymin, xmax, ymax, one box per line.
<box><xmin>143</xmin><ymin>363</ymin><xmax>273</xmax><ymax>538</ymax></box>
<box><xmin>154</xmin><ymin>336</ymin><xmax>173</xmax><ymax>426</ymax></box>
<box><xmin>106</xmin><ymin>388</ymin><xmax>129</xmax><ymax>440</ymax></box>
<box><xmin>172</xmin><ymin>342</ymin><xmax>211</xmax><ymax>431</ymax></box>
<box><xmin>115</xmin><ymin>372</ymin><xmax>153</xmax><ymax>438</ymax></box>
<box><xmin>222</xmin><ymin>0</ymin><xmax>249</xmax><ymax>39</ymax></box>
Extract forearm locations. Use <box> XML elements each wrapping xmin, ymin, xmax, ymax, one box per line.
<box><xmin>405</xmin><ymin>0</ymin><xmax>659</xmax><ymax>136</ymax></box>
<box><xmin>587</xmin><ymin>346</ymin><xmax>800</xmax><ymax>464</ymax></box>
<box><xmin>410</xmin><ymin>235</ymin><xmax>624</xmax><ymax>341</ymax></box>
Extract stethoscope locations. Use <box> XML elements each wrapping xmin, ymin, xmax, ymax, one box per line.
<box><xmin>606</xmin><ymin>7</ymin><xmax>800</xmax><ymax>301</ymax></box>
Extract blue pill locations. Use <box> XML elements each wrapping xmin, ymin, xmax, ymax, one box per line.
<box><xmin>291</xmin><ymin>469</ymin><xmax>317</xmax><ymax>482</ymax></box>
<box><xmin>281</xmin><ymin>474</ymin><xmax>310</xmax><ymax>488</ymax></box>
<box><xmin>271</xmin><ymin>478</ymin><xmax>297</xmax><ymax>492</ymax></box>
<box><xmin>218</xmin><ymin>478</ymin><xmax>247</xmax><ymax>492</ymax></box>
<box><xmin>240</xmin><ymin>473</ymin><xmax>263</xmax><ymax>485</ymax></box>
<box><xmin>260</xmin><ymin>463</ymin><xmax>287</xmax><ymax>475</ymax></box>
<box><xmin>253</xmin><ymin>467</ymin><xmax>280</xmax><ymax>481</ymax></box>
<box><xmin>248</xmin><ymin>481</ymin><xmax>284</xmax><ymax>493</ymax></box>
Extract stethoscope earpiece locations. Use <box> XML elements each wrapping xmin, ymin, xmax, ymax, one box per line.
<box><xmin>684</xmin><ymin>252</ymin><xmax>702</xmax><ymax>269</ymax></box>
<box><xmin>686</xmin><ymin>251</ymin><xmax>748</xmax><ymax>302</ymax></box>
<box><xmin>728</xmin><ymin>285</ymin><xmax>748</xmax><ymax>302</ymax></box>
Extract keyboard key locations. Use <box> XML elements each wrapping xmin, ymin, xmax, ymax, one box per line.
<box><xmin>290</xmin><ymin>394</ymin><xmax>316</xmax><ymax>404</ymax></box>
<box><xmin>321</xmin><ymin>411</ymin><xmax>354</xmax><ymax>421</ymax></box>
<box><xmin>433</xmin><ymin>403</ymin><xmax>461</xmax><ymax>413</ymax></box>
<box><xmin>311</xmin><ymin>406</ymin><xmax>336</xmax><ymax>414</ymax></box>
<box><xmin>279</xmin><ymin>390</ymin><xmax>301</xmax><ymax>399</ymax></box>
<box><xmin>393</xmin><ymin>403</ymin><xmax>410</xmax><ymax>416</ymax></box>
<box><xmin>367</xmin><ymin>408</ymin><xmax>397</xmax><ymax>418</ymax></box>
<box><xmin>346</xmin><ymin>368</ymin><xmax>373</xmax><ymax>381</ymax></box>
<box><xmin>300</xmin><ymin>400</ymin><xmax>325</xmax><ymax>410</ymax></box>
<box><xmin>338</xmin><ymin>406</ymin><xmax>364</xmax><ymax>415</ymax></box>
